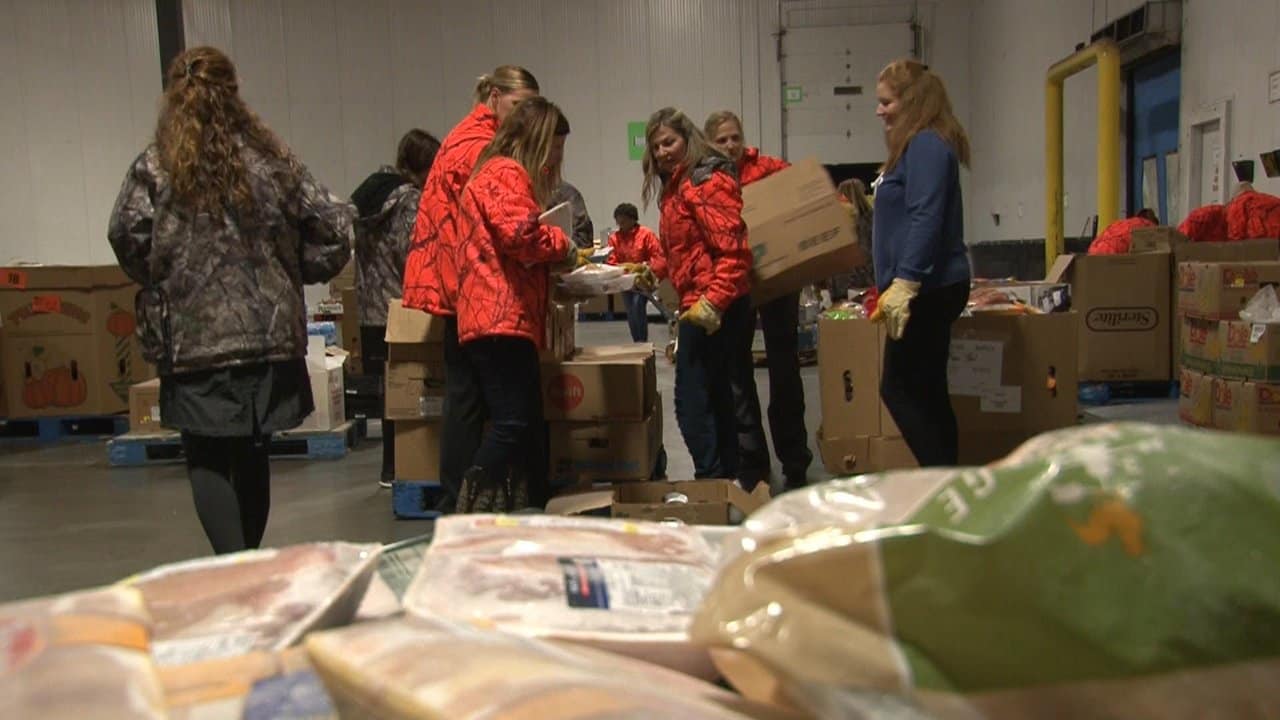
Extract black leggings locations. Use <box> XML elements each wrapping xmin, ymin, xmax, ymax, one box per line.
<box><xmin>181</xmin><ymin>433</ymin><xmax>271</xmax><ymax>554</ymax></box>
<box><xmin>880</xmin><ymin>282</ymin><xmax>969</xmax><ymax>467</ymax></box>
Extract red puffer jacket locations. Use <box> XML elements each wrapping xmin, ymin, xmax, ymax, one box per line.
<box><xmin>1087</xmin><ymin>216</ymin><xmax>1156</xmax><ymax>255</ymax></box>
<box><xmin>738</xmin><ymin>146</ymin><xmax>788</xmax><ymax>186</ymax></box>
<box><xmin>606</xmin><ymin>225</ymin><xmax>667</xmax><ymax>279</ymax></box>
<box><xmin>454</xmin><ymin>157</ymin><xmax>571</xmax><ymax>347</ymax></box>
<box><xmin>402</xmin><ymin>104</ymin><xmax>498</xmax><ymax>317</ymax></box>
<box><xmin>659</xmin><ymin>157</ymin><xmax>752</xmax><ymax>310</ymax></box>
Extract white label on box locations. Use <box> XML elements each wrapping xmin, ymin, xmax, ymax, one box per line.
<box><xmin>150</xmin><ymin>405</ymin><xmax>161</xmax><ymax>422</ymax></box>
<box><xmin>948</xmin><ymin>340</ymin><xmax>1004</xmax><ymax>396</ymax></box>
<box><xmin>980</xmin><ymin>386</ymin><xmax>1023</xmax><ymax>414</ymax></box>
<box><xmin>1252</xmin><ymin>324</ymin><xmax>1267</xmax><ymax>344</ymax></box>
<box><xmin>419</xmin><ymin>396</ymin><xmax>444</xmax><ymax>418</ymax></box>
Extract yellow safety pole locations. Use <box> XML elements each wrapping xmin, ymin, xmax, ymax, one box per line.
<box><xmin>1044</xmin><ymin>40</ymin><xmax>1121</xmax><ymax>272</ymax></box>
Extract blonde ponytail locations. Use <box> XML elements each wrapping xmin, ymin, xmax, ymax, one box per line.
<box><xmin>472</xmin><ymin>65</ymin><xmax>540</xmax><ymax>105</ymax></box>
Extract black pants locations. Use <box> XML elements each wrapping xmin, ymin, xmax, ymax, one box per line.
<box><xmin>623</xmin><ymin>291</ymin><xmax>650</xmax><ymax>343</ymax></box>
<box><xmin>441</xmin><ymin>316</ymin><xmax>487</xmax><ymax>508</ymax></box>
<box><xmin>465</xmin><ymin>336</ymin><xmax>547</xmax><ymax>506</ymax></box>
<box><xmin>675</xmin><ymin>295</ymin><xmax>754</xmax><ymax>479</ymax></box>
<box><xmin>360</xmin><ymin>324</ymin><xmax>394</xmax><ymax>482</ymax></box>
<box><xmin>880</xmin><ymin>281</ymin><xmax>970</xmax><ymax>467</ymax></box>
<box><xmin>181</xmin><ymin>433</ymin><xmax>271</xmax><ymax>555</ymax></box>
<box><xmin>732</xmin><ymin>292</ymin><xmax>813</xmax><ymax>489</ymax></box>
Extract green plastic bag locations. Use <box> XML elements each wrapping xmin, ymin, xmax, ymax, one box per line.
<box><xmin>693</xmin><ymin>423</ymin><xmax>1280</xmax><ymax>719</ymax></box>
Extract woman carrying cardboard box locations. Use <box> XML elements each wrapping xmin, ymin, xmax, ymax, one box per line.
<box><xmin>870</xmin><ymin>59</ymin><xmax>972</xmax><ymax>467</ymax></box>
<box><xmin>452</xmin><ymin>98</ymin><xmax>581</xmax><ymax>513</ymax></box>
<box><xmin>107</xmin><ymin>47</ymin><xmax>353</xmax><ymax>554</ymax></box>
<box><xmin>641</xmin><ymin>108</ymin><xmax>755</xmax><ymax>480</ymax></box>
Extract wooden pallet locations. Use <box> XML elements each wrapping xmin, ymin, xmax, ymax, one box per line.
<box><xmin>0</xmin><ymin>414</ymin><xmax>129</xmax><ymax>442</ymax></box>
<box><xmin>107</xmin><ymin>420</ymin><xmax>363</xmax><ymax>467</ymax></box>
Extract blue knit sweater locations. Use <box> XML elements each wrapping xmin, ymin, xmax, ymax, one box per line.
<box><xmin>872</xmin><ymin>130</ymin><xmax>970</xmax><ymax>292</ymax></box>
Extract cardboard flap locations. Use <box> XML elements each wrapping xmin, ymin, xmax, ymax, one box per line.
<box><xmin>545</xmin><ymin>489</ymin><xmax>614</xmax><ymax>516</ymax></box>
<box><xmin>385</xmin><ymin>300</ymin><xmax>444</xmax><ymax>344</ymax></box>
<box><xmin>0</xmin><ymin>265</ymin><xmax>132</xmax><ymax>290</ymax></box>
<box><xmin>1045</xmin><ymin>254</ymin><xmax>1075</xmax><ymax>283</ymax></box>
<box><xmin>571</xmin><ymin>343</ymin><xmax>655</xmax><ymax>361</ymax></box>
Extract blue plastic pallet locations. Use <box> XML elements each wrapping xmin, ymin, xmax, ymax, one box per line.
<box><xmin>1079</xmin><ymin>380</ymin><xmax>1179</xmax><ymax>406</ymax></box>
<box><xmin>392</xmin><ymin>480</ymin><xmax>446</xmax><ymax>519</ymax></box>
<box><xmin>0</xmin><ymin>414</ymin><xmax>129</xmax><ymax>442</ymax></box>
<box><xmin>107</xmin><ymin>421</ymin><xmax>360</xmax><ymax>467</ymax></box>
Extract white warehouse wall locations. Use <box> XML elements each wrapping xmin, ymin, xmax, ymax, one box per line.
<box><xmin>0</xmin><ymin>0</ymin><xmax>161</xmax><ymax>266</ymax></box>
<box><xmin>181</xmin><ymin>0</ymin><xmax>778</xmax><ymax>236</ymax></box>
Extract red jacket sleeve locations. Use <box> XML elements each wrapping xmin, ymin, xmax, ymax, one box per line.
<box><xmin>472</xmin><ymin>161</ymin><xmax>571</xmax><ymax>267</ymax></box>
<box><xmin>758</xmin><ymin>153</ymin><xmax>789</xmax><ymax>178</ymax></box>
<box><xmin>606</xmin><ymin>231</ymin><xmax>622</xmax><ymax>266</ymax></box>
<box><xmin>689</xmin><ymin>171</ymin><xmax>750</xmax><ymax>309</ymax></box>
<box><xmin>641</xmin><ymin>227</ymin><xmax>667</xmax><ymax>280</ymax></box>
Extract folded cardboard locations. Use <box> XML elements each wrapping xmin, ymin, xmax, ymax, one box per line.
<box><xmin>384</xmin><ymin>300</ymin><xmax>447</xmax><ymax>421</ymax></box>
<box><xmin>742</xmin><ymin>158</ymin><xmax>867</xmax><ymax>304</ymax></box>
<box><xmin>949</xmin><ymin>312</ymin><xmax>1079</xmax><ymax>465</ymax></box>
<box><xmin>1179</xmin><ymin>314</ymin><xmax>1221</xmax><ymax>374</ymax></box>
<box><xmin>295</xmin><ymin>339</ymin><xmax>346</xmax><ymax>432</ymax></box>
<box><xmin>394</xmin><ymin>420</ymin><xmax>443</xmax><ymax>481</ymax></box>
<box><xmin>817</xmin><ymin>314</ymin><xmax>899</xmax><ymax>439</ymax></box>
<box><xmin>0</xmin><ymin>265</ymin><xmax>153</xmax><ymax>418</ymax></box>
<box><xmin>542</xmin><ymin>344</ymin><xmax>656</xmax><ymax>422</ymax></box>
<box><xmin>1177</xmin><ymin>261</ymin><xmax>1280</xmax><ymax>320</ymax></box>
<box><xmin>1218</xmin><ymin>320</ymin><xmax>1280</xmax><ymax>381</ymax></box>
<box><xmin>128</xmin><ymin>378</ymin><xmax>162</xmax><ymax>432</ymax></box>
<box><xmin>340</xmin><ymin>286</ymin><xmax>361</xmax><ymax>375</ymax></box>
<box><xmin>548</xmin><ymin>395</ymin><xmax>663</xmax><ymax>486</ymax></box>
<box><xmin>1047</xmin><ymin>252</ymin><xmax>1171</xmax><ymax>382</ymax></box>
<box><xmin>546</xmin><ymin>480</ymin><xmax>771</xmax><ymax>526</ymax></box>
<box><xmin>1178</xmin><ymin>368</ymin><xmax>1213</xmax><ymax>427</ymax></box>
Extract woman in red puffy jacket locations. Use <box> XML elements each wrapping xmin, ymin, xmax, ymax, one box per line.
<box><xmin>641</xmin><ymin>107</ymin><xmax>755</xmax><ymax>480</ymax></box>
<box><xmin>453</xmin><ymin>97</ymin><xmax>579</xmax><ymax>513</ymax></box>
<box><xmin>607</xmin><ymin>202</ymin><xmax>666</xmax><ymax>342</ymax></box>
<box><xmin>401</xmin><ymin>65</ymin><xmax>538</xmax><ymax>509</ymax></box>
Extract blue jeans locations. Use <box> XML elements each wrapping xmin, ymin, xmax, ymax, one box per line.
<box><xmin>623</xmin><ymin>291</ymin><xmax>650</xmax><ymax>343</ymax></box>
<box><xmin>674</xmin><ymin>295</ymin><xmax>754</xmax><ymax>479</ymax></box>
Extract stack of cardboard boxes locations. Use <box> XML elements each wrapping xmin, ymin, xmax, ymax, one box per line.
<box><xmin>817</xmin><ymin>283</ymin><xmax>1080</xmax><ymax>474</ymax></box>
<box><xmin>1174</xmin><ymin>238</ymin><xmax>1280</xmax><ymax>436</ymax></box>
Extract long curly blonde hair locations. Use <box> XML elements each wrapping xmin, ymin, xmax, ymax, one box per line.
<box><xmin>472</xmin><ymin>96</ymin><xmax>568</xmax><ymax>208</ymax></box>
<box><xmin>155</xmin><ymin>46</ymin><xmax>291</xmax><ymax>216</ymax></box>
<box><xmin>878</xmin><ymin>59</ymin><xmax>970</xmax><ymax>173</ymax></box>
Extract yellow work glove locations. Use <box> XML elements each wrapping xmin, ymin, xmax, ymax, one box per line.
<box><xmin>623</xmin><ymin>263</ymin><xmax>657</xmax><ymax>292</ymax></box>
<box><xmin>679</xmin><ymin>295</ymin><xmax>722</xmax><ymax>335</ymax></box>
<box><xmin>575</xmin><ymin>247</ymin><xmax>594</xmax><ymax>268</ymax></box>
<box><xmin>869</xmin><ymin>278</ymin><xmax>921</xmax><ymax>340</ymax></box>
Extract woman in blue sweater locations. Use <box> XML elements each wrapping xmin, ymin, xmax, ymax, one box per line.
<box><xmin>870</xmin><ymin>59</ymin><xmax>971</xmax><ymax>467</ymax></box>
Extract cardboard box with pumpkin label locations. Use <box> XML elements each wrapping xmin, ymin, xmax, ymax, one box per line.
<box><xmin>541</xmin><ymin>344</ymin><xmax>655</xmax><ymax>422</ymax></box>
<box><xmin>0</xmin><ymin>265</ymin><xmax>153</xmax><ymax>418</ymax></box>
<box><xmin>1177</xmin><ymin>368</ymin><xmax>1213</xmax><ymax>427</ymax></box>
<box><xmin>1218</xmin><ymin>320</ymin><xmax>1280</xmax><ymax>382</ymax></box>
<box><xmin>1177</xmin><ymin>261</ymin><xmax>1280</xmax><ymax>320</ymax></box>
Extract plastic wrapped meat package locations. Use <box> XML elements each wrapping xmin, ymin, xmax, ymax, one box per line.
<box><xmin>161</xmin><ymin>646</ymin><xmax>335</xmax><ymax>720</ymax></box>
<box><xmin>692</xmin><ymin>423</ymin><xmax>1280</xmax><ymax>719</ymax></box>
<box><xmin>403</xmin><ymin>515</ymin><xmax>719</xmax><ymax>679</ymax></box>
<box><xmin>0</xmin><ymin>586</ymin><xmax>166</xmax><ymax>719</ymax></box>
<box><xmin>557</xmin><ymin>263</ymin><xmax>636</xmax><ymax>296</ymax></box>
<box><xmin>305</xmin><ymin>615</ymin><xmax>801</xmax><ymax>720</ymax></box>
<box><xmin>126</xmin><ymin>542</ymin><xmax>380</xmax><ymax>666</ymax></box>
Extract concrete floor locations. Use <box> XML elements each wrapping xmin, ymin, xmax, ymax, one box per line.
<box><xmin>0</xmin><ymin>318</ymin><xmax>1178</xmax><ymax>603</ymax></box>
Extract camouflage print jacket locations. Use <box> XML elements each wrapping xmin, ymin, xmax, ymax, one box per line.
<box><xmin>108</xmin><ymin>144</ymin><xmax>354</xmax><ymax>375</ymax></box>
<box><xmin>352</xmin><ymin>167</ymin><xmax>418</xmax><ymax>326</ymax></box>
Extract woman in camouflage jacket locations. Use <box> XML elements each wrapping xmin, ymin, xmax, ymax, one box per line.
<box><xmin>108</xmin><ymin>46</ymin><xmax>353</xmax><ymax>555</ymax></box>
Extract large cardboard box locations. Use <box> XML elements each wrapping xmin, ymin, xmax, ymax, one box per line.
<box><xmin>1178</xmin><ymin>368</ymin><xmax>1213</xmax><ymax>427</ymax></box>
<box><xmin>394</xmin><ymin>420</ymin><xmax>443</xmax><ymax>481</ymax></box>
<box><xmin>870</xmin><ymin>435</ymin><xmax>919</xmax><ymax>472</ymax></box>
<box><xmin>383</xmin><ymin>301</ymin><xmax>447</xmax><ymax>421</ymax></box>
<box><xmin>1239</xmin><ymin>381</ymin><xmax>1280</xmax><ymax>436</ymax></box>
<box><xmin>1047</xmin><ymin>252</ymin><xmax>1171</xmax><ymax>381</ymax></box>
<box><xmin>329</xmin><ymin>258</ymin><xmax>356</xmax><ymax>300</ymax></box>
<box><xmin>949</xmin><ymin>312</ymin><xmax>1079</xmax><ymax>465</ymax></box>
<box><xmin>295</xmin><ymin>339</ymin><xmax>346</xmax><ymax>432</ymax></box>
<box><xmin>548</xmin><ymin>396</ymin><xmax>663</xmax><ymax>486</ymax></box>
<box><xmin>545</xmin><ymin>480</ymin><xmax>771</xmax><ymax>526</ymax></box>
<box><xmin>1212</xmin><ymin>376</ymin><xmax>1249</xmax><ymax>432</ymax></box>
<box><xmin>817</xmin><ymin>314</ymin><xmax>899</xmax><ymax>439</ymax></box>
<box><xmin>541</xmin><ymin>344</ymin><xmax>656</xmax><ymax>422</ymax></box>
<box><xmin>1219</xmin><ymin>320</ymin><xmax>1280</xmax><ymax>381</ymax></box>
<box><xmin>1178</xmin><ymin>261</ymin><xmax>1280</xmax><ymax>320</ymax></box>
<box><xmin>816</xmin><ymin>428</ymin><xmax>870</xmax><ymax>476</ymax></box>
<box><xmin>742</xmin><ymin>158</ymin><xmax>867</xmax><ymax>304</ymax></box>
<box><xmin>0</xmin><ymin>265</ymin><xmax>152</xmax><ymax>418</ymax></box>
<box><xmin>128</xmin><ymin>378</ymin><xmax>162</xmax><ymax>432</ymax></box>
<box><xmin>1179</xmin><ymin>314</ymin><xmax>1221</xmax><ymax>374</ymax></box>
